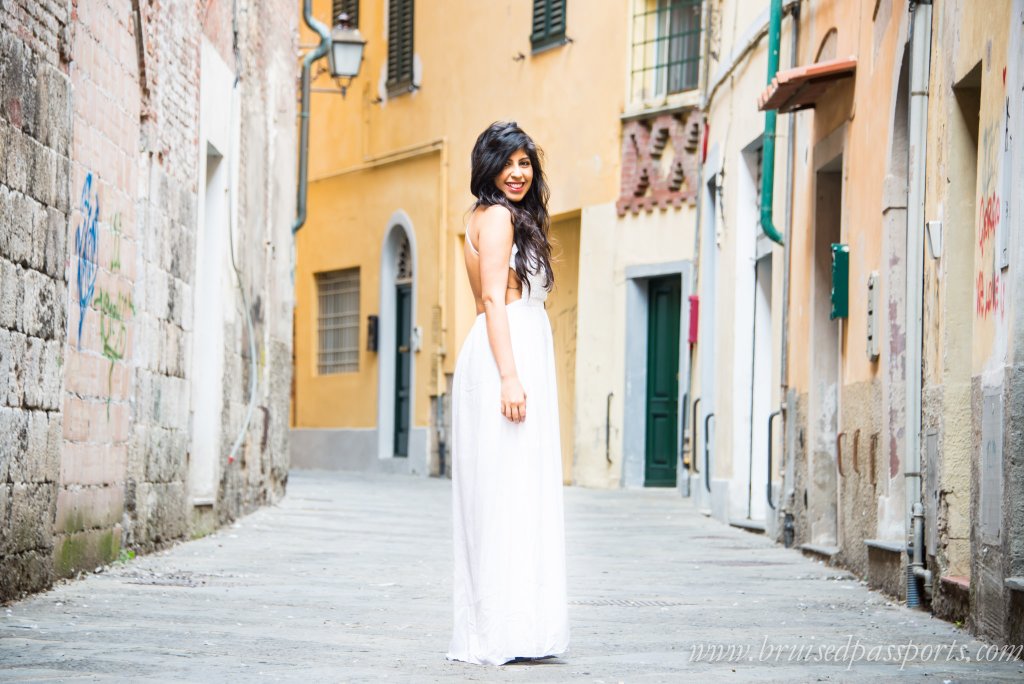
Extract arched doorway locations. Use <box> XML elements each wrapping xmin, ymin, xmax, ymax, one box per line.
<box><xmin>377</xmin><ymin>213</ymin><xmax>418</xmax><ymax>463</ymax></box>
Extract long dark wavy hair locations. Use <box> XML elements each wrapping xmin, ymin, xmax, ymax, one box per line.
<box><xmin>469</xmin><ymin>121</ymin><xmax>553</xmax><ymax>291</ymax></box>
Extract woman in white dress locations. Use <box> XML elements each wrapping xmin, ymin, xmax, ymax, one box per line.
<box><xmin>446</xmin><ymin>122</ymin><xmax>570</xmax><ymax>666</ymax></box>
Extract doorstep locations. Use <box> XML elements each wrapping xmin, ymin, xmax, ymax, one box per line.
<box><xmin>729</xmin><ymin>518</ymin><xmax>766</xmax><ymax>533</ymax></box>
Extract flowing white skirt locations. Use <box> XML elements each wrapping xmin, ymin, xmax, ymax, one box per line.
<box><xmin>447</xmin><ymin>298</ymin><xmax>570</xmax><ymax>666</ymax></box>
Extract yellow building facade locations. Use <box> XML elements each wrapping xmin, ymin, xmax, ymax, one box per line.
<box><xmin>292</xmin><ymin>0</ymin><xmax>702</xmax><ymax>490</ymax></box>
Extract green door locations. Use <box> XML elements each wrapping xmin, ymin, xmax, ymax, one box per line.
<box><xmin>394</xmin><ymin>284</ymin><xmax>412</xmax><ymax>457</ymax></box>
<box><xmin>645</xmin><ymin>276</ymin><xmax>681</xmax><ymax>486</ymax></box>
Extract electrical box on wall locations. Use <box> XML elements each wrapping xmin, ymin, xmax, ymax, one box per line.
<box><xmin>367</xmin><ymin>315</ymin><xmax>378</xmax><ymax>352</ymax></box>
<box><xmin>830</xmin><ymin>243</ymin><xmax>849</xmax><ymax>320</ymax></box>
<box><xmin>866</xmin><ymin>271</ymin><xmax>879</xmax><ymax>361</ymax></box>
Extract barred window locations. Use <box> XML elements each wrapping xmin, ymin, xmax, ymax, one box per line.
<box><xmin>317</xmin><ymin>268</ymin><xmax>360</xmax><ymax>374</ymax></box>
<box><xmin>387</xmin><ymin>0</ymin><xmax>414</xmax><ymax>96</ymax></box>
<box><xmin>331</xmin><ymin>0</ymin><xmax>358</xmax><ymax>26</ymax></box>
<box><xmin>630</xmin><ymin>0</ymin><xmax>702</xmax><ymax>101</ymax></box>
<box><xmin>531</xmin><ymin>0</ymin><xmax>567</xmax><ymax>52</ymax></box>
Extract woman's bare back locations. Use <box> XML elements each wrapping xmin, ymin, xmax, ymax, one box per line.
<box><xmin>464</xmin><ymin>205</ymin><xmax>523</xmax><ymax>314</ymax></box>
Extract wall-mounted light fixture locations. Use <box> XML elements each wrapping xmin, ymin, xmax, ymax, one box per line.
<box><xmin>293</xmin><ymin>5</ymin><xmax>366</xmax><ymax>234</ymax></box>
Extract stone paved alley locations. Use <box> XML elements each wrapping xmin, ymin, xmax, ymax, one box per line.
<box><xmin>1</xmin><ymin>471</ymin><xmax>1022</xmax><ymax>682</ymax></box>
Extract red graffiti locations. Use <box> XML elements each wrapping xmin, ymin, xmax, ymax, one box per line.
<box><xmin>978</xmin><ymin>193</ymin><xmax>1000</xmax><ymax>255</ymax></box>
<box><xmin>976</xmin><ymin>192</ymin><xmax>1004</xmax><ymax>319</ymax></box>
<box><xmin>976</xmin><ymin>269</ymin><xmax>1004</xmax><ymax>318</ymax></box>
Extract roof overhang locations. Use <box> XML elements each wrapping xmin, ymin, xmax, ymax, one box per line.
<box><xmin>758</xmin><ymin>56</ymin><xmax>857</xmax><ymax>113</ymax></box>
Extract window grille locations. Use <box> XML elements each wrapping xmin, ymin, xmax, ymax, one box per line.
<box><xmin>331</xmin><ymin>0</ymin><xmax>358</xmax><ymax>26</ymax></box>
<box><xmin>630</xmin><ymin>0</ymin><xmax>702</xmax><ymax>101</ymax></box>
<box><xmin>396</xmin><ymin>235</ymin><xmax>413</xmax><ymax>284</ymax></box>
<box><xmin>387</xmin><ymin>0</ymin><xmax>414</xmax><ymax>95</ymax></box>
<box><xmin>317</xmin><ymin>268</ymin><xmax>360</xmax><ymax>374</ymax></box>
<box><xmin>531</xmin><ymin>0</ymin><xmax>567</xmax><ymax>51</ymax></box>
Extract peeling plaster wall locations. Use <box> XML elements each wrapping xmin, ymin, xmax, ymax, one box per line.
<box><xmin>922</xmin><ymin>0</ymin><xmax>1020</xmax><ymax>645</ymax></box>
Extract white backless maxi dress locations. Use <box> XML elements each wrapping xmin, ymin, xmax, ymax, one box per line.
<box><xmin>447</xmin><ymin>233</ymin><xmax>570</xmax><ymax>666</ymax></box>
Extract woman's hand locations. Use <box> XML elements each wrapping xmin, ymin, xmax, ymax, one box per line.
<box><xmin>500</xmin><ymin>375</ymin><xmax>527</xmax><ymax>423</ymax></box>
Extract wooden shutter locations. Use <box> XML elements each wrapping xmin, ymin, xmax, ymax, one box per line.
<box><xmin>331</xmin><ymin>0</ymin><xmax>359</xmax><ymax>27</ymax></box>
<box><xmin>531</xmin><ymin>0</ymin><xmax>566</xmax><ymax>51</ymax></box>
<box><xmin>531</xmin><ymin>0</ymin><xmax>547</xmax><ymax>39</ymax></box>
<box><xmin>388</xmin><ymin>0</ymin><xmax>414</xmax><ymax>94</ymax></box>
<box><xmin>549</xmin><ymin>0</ymin><xmax>565</xmax><ymax>37</ymax></box>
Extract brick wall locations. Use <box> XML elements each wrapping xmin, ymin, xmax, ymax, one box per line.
<box><xmin>1</xmin><ymin>0</ymin><xmax>296</xmax><ymax>602</ymax></box>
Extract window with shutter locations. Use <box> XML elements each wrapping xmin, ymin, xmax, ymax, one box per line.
<box><xmin>531</xmin><ymin>0</ymin><xmax>567</xmax><ymax>52</ymax></box>
<box><xmin>331</xmin><ymin>0</ymin><xmax>359</xmax><ymax>26</ymax></box>
<box><xmin>387</xmin><ymin>0</ymin><xmax>415</xmax><ymax>96</ymax></box>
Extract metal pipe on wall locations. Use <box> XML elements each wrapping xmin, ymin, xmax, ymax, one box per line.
<box><xmin>904</xmin><ymin>0</ymin><xmax>932</xmax><ymax>604</ymax></box>
<box><xmin>758</xmin><ymin>0</ymin><xmax>786</xmax><ymax>245</ymax></box>
<box><xmin>780</xmin><ymin>1</ymin><xmax>799</xmax><ymax>512</ymax></box>
<box><xmin>293</xmin><ymin>0</ymin><xmax>330</xmax><ymax>234</ymax></box>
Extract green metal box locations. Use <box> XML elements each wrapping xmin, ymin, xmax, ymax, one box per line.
<box><xmin>830</xmin><ymin>243</ymin><xmax>849</xmax><ymax>320</ymax></box>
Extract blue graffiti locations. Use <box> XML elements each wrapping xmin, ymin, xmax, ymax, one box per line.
<box><xmin>75</xmin><ymin>172</ymin><xmax>99</xmax><ymax>348</ymax></box>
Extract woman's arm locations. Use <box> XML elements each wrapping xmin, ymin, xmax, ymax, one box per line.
<box><xmin>475</xmin><ymin>205</ymin><xmax>526</xmax><ymax>424</ymax></box>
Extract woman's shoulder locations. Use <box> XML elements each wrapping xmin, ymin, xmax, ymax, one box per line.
<box><xmin>470</xmin><ymin>204</ymin><xmax>514</xmax><ymax>240</ymax></box>
<box><xmin>474</xmin><ymin>203</ymin><xmax>513</xmax><ymax>224</ymax></box>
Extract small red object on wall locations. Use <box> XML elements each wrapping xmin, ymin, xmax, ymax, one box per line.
<box><xmin>688</xmin><ymin>295</ymin><xmax>699</xmax><ymax>345</ymax></box>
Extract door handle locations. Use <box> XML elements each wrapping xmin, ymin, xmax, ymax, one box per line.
<box><xmin>398</xmin><ymin>345</ymin><xmax>409</xmax><ymax>353</ymax></box>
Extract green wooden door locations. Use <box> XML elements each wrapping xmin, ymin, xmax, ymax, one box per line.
<box><xmin>394</xmin><ymin>284</ymin><xmax>412</xmax><ymax>457</ymax></box>
<box><xmin>645</xmin><ymin>276</ymin><xmax>681</xmax><ymax>486</ymax></box>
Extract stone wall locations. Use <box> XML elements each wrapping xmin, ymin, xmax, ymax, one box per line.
<box><xmin>1</xmin><ymin>0</ymin><xmax>296</xmax><ymax>602</ymax></box>
<box><xmin>0</xmin><ymin>0</ymin><xmax>72</xmax><ymax>599</ymax></box>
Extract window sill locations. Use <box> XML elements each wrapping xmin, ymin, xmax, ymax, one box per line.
<box><xmin>621</xmin><ymin>92</ymin><xmax>701</xmax><ymax>122</ymax></box>
<box><xmin>386</xmin><ymin>79</ymin><xmax>417</xmax><ymax>99</ymax></box>
<box><xmin>530</xmin><ymin>35</ymin><xmax>569</xmax><ymax>56</ymax></box>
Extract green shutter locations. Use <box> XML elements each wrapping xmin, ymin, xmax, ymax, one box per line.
<box><xmin>387</xmin><ymin>0</ymin><xmax>414</xmax><ymax>94</ymax></box>
<box><xmin>531</xmin><ymin>0</ymin><xmax>566</xmax><ymax>51</ymax></box>
<box><xmin>331</xmin><ymin>0</ymin><xmax>359</xmax><ymax>26</ymax></box>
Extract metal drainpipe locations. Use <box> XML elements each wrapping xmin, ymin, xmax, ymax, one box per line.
<box><xmin>686</xmin><ymin>0</ymin><xmax>713</xmax><ymax>499</ymax></box>
<box><xmin>905</xmin><ymin>0</ymin><xmax>933</xmax><ymax>606</ymax></box>
<box><xmin>292</xmin><ymin>0</ymin><xmax>331</xmax><ymax>234</ymax></box>
<box><xmin>780</xmin><ymin>2</ymin><xmax>799</xmax><ymax>512</ymax></box>
<box><xmin>758</xmin><ymin>0</ymin><xmax>785</xmax><ymax>246</ymax></box>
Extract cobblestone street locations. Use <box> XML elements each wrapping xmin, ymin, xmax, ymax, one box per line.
<box><xmin>1</xmin><ymin>471</ymin><xmax>1022</xmax><ymax>682</ymax></box>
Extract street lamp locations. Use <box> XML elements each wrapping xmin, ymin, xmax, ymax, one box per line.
<box><xmin>293</xmin><ymin>3</ymin><xmax>365</xmax><ymax>234</ymax></box>
<box><xmin>329</xmin><ymin>14</ymin><xmax>366</xmax><ymax>86</ymax></box>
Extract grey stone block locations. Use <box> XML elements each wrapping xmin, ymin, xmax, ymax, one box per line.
<box><xmin>0</xmin><ymin>483</ymin><xmax>11</xmax><ymax>554</ymax></box>
<box><xmin>0</xmin><ymin>407</ymin><xmax>30</xmax><ymax>481</ymax></box>
<box><xmin>34</xmin><ymin>64</ymin><xmax>70</xmax><ymax>158</ymax></box>
<box><xmin>40</xmin><ymin>339</ymin><xmax>62</xmax><ymax>410</ymax></box>
<box><xmin>21</xmin><ymin>268</ymin><xmax>56</xmax><ymax>338</ymax></box>
<box><xmin>0</xmin><ymin>188</ymin><xmax>33</xmax><ymax>265</ymax></box>
<box><xmin>1</xmin><ymin>330</ymin><xmax>27</xmax><ymax>406</ymax></box>
<box><xmin>0</xmin><ymin>547</ymin><xmax>52</xmax><ymax>602</ymax></box>
<box><xmin>139</xmin><ymin>480</ymin><xmax>187</xmax><ymax>547</ymax></box>
<box><xmin>43</xmin><ymin>206</ymin><xmax>65</xmax><ymax>280</ymax></box>
<box><xmin>0</xmin><ymin>124</ymin><xmax>8</xmax><ymax>187</ymax></box>
<box><xmin>28</xmin><ymin>139</ymin><xmax>56</xmax><ymax>208</ymax></box>
<box><xmin>21</xmin><ymin>335</ymin><xmax>43</xmax><ymax>408</ymax></box>
<box><xmin>0</xmin><ymin>34</ymin><xmax>37</xmax><ymax>138</ymax></box>
<box><xmin>54</xmin><ymin>155</ymin><xmax>70</xmax><ymax>214</ymax></box>
<box><xmin>3</xmin><ymin>126</ymin><xmax>29</xmax><ymax>194</ymax></box>
<box><xmin>25</xmin><ymin>410</ymin><xmax>49</xmax><ymax>480</ymax></box>
<box><xmin>0</xmin><ymin>258</ymin><xmax>22</xmax><ymax>328</ymax></box>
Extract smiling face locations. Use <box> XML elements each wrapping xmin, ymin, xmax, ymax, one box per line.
<box><xmin>494</xmin><ymin>148</ymin><xmax>534</xmax><ymax>202</ymax></box>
